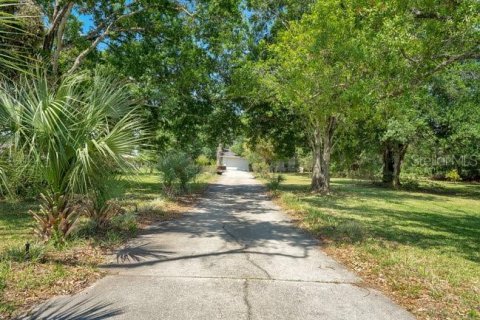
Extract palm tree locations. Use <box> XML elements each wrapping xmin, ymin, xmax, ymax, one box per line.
<box><xmin>0</xmin><ymin>70</ymin><xmax>144</xmax><ymax>240</ymax></box>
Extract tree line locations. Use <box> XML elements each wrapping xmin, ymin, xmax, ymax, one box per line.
<box><xmin>1</xmin><ymin>0</ymin><xmax>479</xmax><ymax>208</ymax></box>
<box><xmin>234</xmin><ymin>0</ymin><xmax>479</xmax><ymax>192</ymax></box>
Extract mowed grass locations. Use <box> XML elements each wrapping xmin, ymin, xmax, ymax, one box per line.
<box><xmin>0</xmin><ymin>170</ymin><xmax>217</xmax><ymax>318</ymax></box>
<box><xmin>119</xmin><ymin>169</ymin><xmax>217</xmax><ymax>224</ymax></box>
<box><xmin>273</xmin><ymin>174</ymin><xmax>480</xmax><ymax>320</ymax></box>
<box><xmin>0</xmin><ymin>202</ymin><xmax>36</xmax><ymax>254</ymax></box>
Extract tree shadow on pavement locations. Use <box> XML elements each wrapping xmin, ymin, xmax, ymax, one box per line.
<box><xmin>106</xmin><ymin>180</ymin><xmax>319</xmax><ymax>269</ymax></box>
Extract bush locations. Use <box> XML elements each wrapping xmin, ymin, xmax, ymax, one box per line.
<box><xmin>195</xmin><ymin>155</ymin><xmax>212</xmax><ymax>166</ymax></box>
<box><xmin>158</xmin><ymin>151</ymin><xmax>200</xmax><ymax>195</ymax></box>
<box><xmin>31</xmin><ymin>193</ymin><xmax>82</xmax><ymax>246</ymax></box>
<box><xmin>298</xmin><ymin>152</ymin><xmax>313</xmax><ymax>173</ymax></box>
<box><xmin>76</xmin><ymin>211</ymin><xmax>137</xmax><ymax>243</ymax></box>
<box><xmin>1</xmin><ymin>72</ymin><xmax>143</xmax><ymax>243</ymax></box>
<box><xmin>0</xmin><ymin>153</ymin><xmax>44</xmax><ymax>200</ymax></box>
<box><xmin>445</xmin><ymin>169</ymin><xmax>461</xmax><ymax>182</ymax></box>
<box><xmin>267</xmin><ymin>174</ymin><xmax>285</xmax><ymax>191</ymax></box>
<box><xmin>252</xmin><ymin>161</ymin><xmax>270</xmax><ymax>178</ymax></box>
<box><xmin>84</xmin><ymin>200</ymin><xmax>124</xmax><ymax>231</ymax></box>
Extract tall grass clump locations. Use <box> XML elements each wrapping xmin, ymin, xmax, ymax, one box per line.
<box><xmin>158</xmin><ymin>151</ymin><xmax>199</xmax><ymax>196</ymax></box>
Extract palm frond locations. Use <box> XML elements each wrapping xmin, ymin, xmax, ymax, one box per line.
<box><xmin>0</xmin><ymin>70</ymin><xmax>145</xmax><ymax>199</ymax></box>
<box><xmin>0</xmin><ymin>0</ymin><xmax>38</xmax><ymax>76</ymax></box>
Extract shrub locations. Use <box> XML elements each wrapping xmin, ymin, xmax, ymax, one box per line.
<box><xmin>31</xmin><ymin>193</ymin><xmax>82</xmax><ymax>246</ymax></box>
<box><xmin>0</xmin><ymin>153</ymin><xmax>43</xmax><ymax>200</ymax></box>
<box><xmin>111</xmin><ymin>212</ymin><xmax>138</xmax><ymax>235</ymax></box>
<box><xmin>252</xmin><ymin>161</ymin><xmax>270</xmax><ymax>178</ymax></box>
<box><xmin>445</xmin><ymin>169</ymin><xmax>461</xmax><ymax>182</ymax></box>
<box><xmin>267</xmin><ymin>174</ymin><xmax>285</xmax><ymax>191</ymax></box>
<box><xmin>158</xmin><ymin>151</ymin><xmax>200</xmax><ymax>195</ymax></box>
<box><xmin>85</xmin><ymin>200</ymin><xmax>124</xmax><ymax>231</ymax></box>
<box><xmin>1</xmin><ymin>71</ymin><xmax>143</xmax><ymax>241</ymax></box>
<box><xmin>195</xmin><ymin>155</ymin><xmax>212</xmax><ymax>166</ymax></box>
<box><xmin>298</xmin><ymin>152</ymin><xmax>313</xmax><ymax>173</ymax></box>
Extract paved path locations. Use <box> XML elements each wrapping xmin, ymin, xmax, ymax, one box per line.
<box><xmin>21</xmin><ymin>171</ymin><xmax>414</xmax><ymax>320</ymax></box>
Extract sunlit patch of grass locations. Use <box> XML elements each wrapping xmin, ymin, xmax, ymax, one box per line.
<box><xmin>0</xmin><ymin>201</ymin><xmax>36</xmax><ymax>253</ymax></box>
<box><xmin>121</xmin><ymin>171</ymin><xmax>218</xmax><ymax>226</ymax></box>
<box><xmin>273</xmin><ymin>174</ymin><xmax>480</xmax><ymax>320</ymax></box>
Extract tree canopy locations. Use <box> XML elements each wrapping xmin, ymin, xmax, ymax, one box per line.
<box><xmin>1</xmin><ymin>0</ymin><xmax>479</xmax><ymax>194</ymax></box>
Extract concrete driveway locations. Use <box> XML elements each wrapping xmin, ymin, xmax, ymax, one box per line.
<box><xmin>21</xmin><ymin>171</ymin><xmax>414</xmax><ymax>320</ymax></box>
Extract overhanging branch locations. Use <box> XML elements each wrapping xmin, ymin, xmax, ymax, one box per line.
<box><xmin>66</xmin><ymin>8</ymin><xmax>145</xmax><ymax>75</ymax></box>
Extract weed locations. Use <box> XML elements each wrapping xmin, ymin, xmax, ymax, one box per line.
<box><xmin>336</xmin><ymin>220</ymin><xmax>367</xmax><ymax>243</ymax></box>
<box><xmin>111</xmin><ymin>212</ymin><xmax>138</xmax><ymax>235</ymax></box>
<box><xmin>267</xmin><ymin>174</ymin><xmax>286</xmax><ymax>191</ymax></box>
<box><xmin>0</xmin><ymin>243</ymin><xmax>45</xmax><ymax>263</ymax></box>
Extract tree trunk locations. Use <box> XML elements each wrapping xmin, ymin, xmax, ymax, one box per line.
<box><xmin>382</xmin><ymin>143</ymin><xmax>408</xmax><ymax>188</ymax></box>
<box><xmin>311</xmin><ymin>116</ymin><xmax>336</xmax><ymax>193</ymax></box>
<box><xmin>51</xmin><ymin>2</ymin><xmax>73</xmax><ymax>78</ymax></box>
<box><xmin>382</xmin><ymin>147</ymin><xmax>395</xmax><ymax>184</ymax></box>
<box><xmin>321</xmin><ymin>131</ymin><xmax>332</xmax><ymax>192</ymax></box>
<box><xmin>392</xmin><ymin>144</ymin><xmax>407</xmax><ymax>188</ymax></box>
<box><xmin>216</xmin><ymin>143</ymin><xmax>223</xmax><ymax>166</ymax></box>
<box><xmin>311</xmin><ymin>127</ymin><xmax>323</xmax><ymax>191</ymax></box>
<box><xmin>43</xmin><ymin>2</ymin><xmax>74</xmax><ymax>52</ymax></box>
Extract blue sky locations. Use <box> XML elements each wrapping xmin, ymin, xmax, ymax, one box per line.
<box><xmin>73</xmin><ymin>8</ymin><xmax>94</xmax><ymax>34</ymax></box>
<box><xmin>73</xmin><ymin>9</ymin><xmax>108</xmax><ymax>50</ymax></box>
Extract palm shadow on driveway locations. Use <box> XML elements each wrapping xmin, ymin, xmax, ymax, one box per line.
<box><xmin>18</xmin><ymin>297</ymin><xmax>123</xmax><ymax>320</ymax></box>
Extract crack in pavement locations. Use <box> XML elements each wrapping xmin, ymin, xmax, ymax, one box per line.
<box><xmin>222</xmin><ymin>223</ymin><xmax>272</xmax><ymax>279</ymax></box>
<box><xmin>243</xmin><ymin>280</ymin><xmax>252</xmax><ymax>320</ymax></box>
<box><xmin>245</xmin><ymin>253</ymin><xmax>271</xmax><ymax>279</ymax></box>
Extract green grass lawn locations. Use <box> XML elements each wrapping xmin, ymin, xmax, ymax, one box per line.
<box><xmin>0</xmin><ymin>170</ymin><xmax>216</xmax><ymax>318</ymax></box>
<box><xmin>273</xmin><ymin>174</ymin><xmax>480</xmax><ymax>320</ymax></box>
<box><xmin>0</xmin><ymin>202</ymin><xmax>36</xmax><ymax>254</ymax></box>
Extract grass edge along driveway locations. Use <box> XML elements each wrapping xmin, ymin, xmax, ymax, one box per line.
<box><xmin>268</xmin><ymin>174</ymin><xmax>480</xmax><ymax>320</ymax></box>
<box><xmin>0</xmin><ymin>171</ymin><xmax>216</xmax><ymax>319</ymax></box>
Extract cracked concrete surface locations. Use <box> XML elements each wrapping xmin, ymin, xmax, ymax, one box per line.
<box><xmin>20</xmin><ymin>171</ymin><xmax>414</xmax><ymax>320</ymax></box>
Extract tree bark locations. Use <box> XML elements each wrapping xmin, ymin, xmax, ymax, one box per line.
<box><xmin>311</xmin><ymin>127</ymin><xmax>323</xmax><ymax>191</ymax></box>
<box><xmin>51</xmin><ymin>2</ymin><xmax>73</xmax><ymax>78</ymax></box>
<box><xmin>382</xmin><ymin>143</ymin><xmax>408</xmax><ymax>188</ymax></box>
<box><xmin>382</xmin><ymin>147</ymin><xmax>395</xmax><ymax>184</ymax></box>
<box><xmin>43</xmin><ymin>2</ymin><xmax>74</xmax><ymax>52</ymax></box>
<box><xmin>311</xmin><ymin>116</ymin><xmax>336</xmax><ymax>193</ymax></box>
<box><xmin>216</xmin><ymin>143</ymin><xmax>223</xmax><ymax>166</ymax></box>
